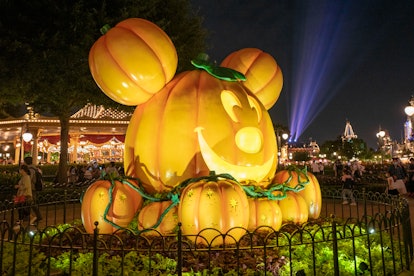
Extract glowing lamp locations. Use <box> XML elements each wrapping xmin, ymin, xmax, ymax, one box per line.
<box><xmin>405</xmin><ymin>106</ymin><xmax>414</xmax><ymax>116</ymax></box>
<box><xmin>22</xmin><ymin>131</ymin><xmax>33</xmax><ymax>142</ymax></box>
<box><xmin>282</xmin><ymin>133</ymin><xmax>289</xmax><ymax>140</ymax></box>
<box><xmin>376</xmin><ymin>131</ymin><xmax>385</xmax><ymax>138</ymax></box>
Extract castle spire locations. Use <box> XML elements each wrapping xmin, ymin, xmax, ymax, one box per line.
<box><xmin>342</xmin><ymin>119</ymin><xmax>357</xmax><ymax>141</ymax></box>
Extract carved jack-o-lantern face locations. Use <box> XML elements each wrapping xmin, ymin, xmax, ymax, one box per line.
<box><xmin>124</xmin><ymin>70</ymin><xmax>277</xmax><ymax>193</ymax></box>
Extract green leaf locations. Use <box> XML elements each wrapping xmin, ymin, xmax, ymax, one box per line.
<box><xmin>191</xmin><ymin>54</ymin><xmax>246</xmax><ymax>82</ymax></box>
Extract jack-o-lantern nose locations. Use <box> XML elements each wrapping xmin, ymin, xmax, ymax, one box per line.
<box><xmin>235</xmin><ymin>127</ymin><xmax>263</xmax><ymax>154</ymax></box>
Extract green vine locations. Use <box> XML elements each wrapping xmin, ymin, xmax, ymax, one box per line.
<box><xmin>242</xmin><ymin>166</ymin><xmax>310</xmax><ymax>200</ymax></box>
<box><xmin>95</xmin><ymin>167</ymin><xmax>310</xmax><ymax>233</ymax></box>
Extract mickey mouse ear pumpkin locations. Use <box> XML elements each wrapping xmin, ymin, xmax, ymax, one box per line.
<box><xmin>89</xmin><ymin>18</ymin><xmax>178</xmax><ymax>106</ymax></box>
<box><xmin>221</xmin><ymin>48</ymin><xmax>283</xmax><ymax>110</ymax></box>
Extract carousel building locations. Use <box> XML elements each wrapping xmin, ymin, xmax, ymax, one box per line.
<box><xmin>0</xmin><ymin>104</ymin><xmax>131</xmax><ymax>165</ymax></box>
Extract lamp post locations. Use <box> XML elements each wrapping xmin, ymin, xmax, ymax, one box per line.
<box><xmin>280</xmin><ymin>133</ymin><xmax>289</xmax><ymax>165</ymax></box>
<box><xmin>404</xmin><ymin>96</ymin><xmax>414</xmax><ymax>152</ymax></box>
<box><xmin>376</xmin><ymin>130</ymin><xmax>386</xmax><ymax>164</ymax></box>
<box><xmin>275</xmin><ymin>128</ymin><xmax>289</xmax><ymax>166</ymax></box>
<box><xmin>17</xmin><ymin>123</ymin><xmax>33</xmax><ymax>167</ymax></box>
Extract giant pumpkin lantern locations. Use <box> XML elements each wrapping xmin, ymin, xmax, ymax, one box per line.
<box><xmin>89</xmin><ymin>19</ymin><xmax>282</xmax><ymax>194</ymax></box>
<box><xmin>124</xmin><ymin>56</ymin><xmax>281</xmax><ymax>194</ymax></box>
<box><xmin>88</xmin><ymin>18</ymin><xmax>290</xmax><ymax>241</ymax></box>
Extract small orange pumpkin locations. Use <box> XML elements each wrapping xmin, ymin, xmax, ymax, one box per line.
<box><xmin>221</xmin><ymin>48</ymin><xmax>283</xmax><ymax>109</ymax></box>
<box><xmin>272</xmin><ymin>169</ymin><xmax>322</xmax><ymax>219</ymax></box>
<box><xmin>178</xmin><ymin>176</ymin><xmax>249</xmax><ymax>246</ymax></box>
<box><xmin>137</xmin><ymin>201</ymin><xmax>178</xmax><ymax>235</ymax></box>
<box><xmin>81</xmin><ymin>179</ymin><xmax>143</xmax><ymax>234</ymax></box>
<box><xmin>248</xmin><ymin>198</ymin><xmax>282</xmax><ymax>231</ymax></box>
<box><xmin>277</xmin><ymin>191</ymin><xmax>309</xmax><ymax>224</ymax></box>
<box><xmin>89</xmin><ymin>18</ymin><xmax>178</xmax><ymax>106</ymax></box>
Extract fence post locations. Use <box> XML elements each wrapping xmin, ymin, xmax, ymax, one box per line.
<box><xmin>63</xmin><ymin>190</ymin><xmax>67</xmax><ymax>224</ymax></box>
<box><xmin>93</xmin><ymin>221</ymin><xmax>99</xmax><ymax>276</ymax></box>
<box><xmin>177</xmin><ymin>222</ymin><xmax>182</xmax><ymax>276</ymax></box>
<box><xmin>9</xmin><ymin>205</ymin><xmax>15</xmax><ymax>240</ymax></box>
<box><xmin>402</xmin><ymin>200</ymin><xmax>413</xmax><ymax>271</ymax></box>
<box><xmin>331</xmin><ymin>215</ymin><xmax>339</xmax><ymax>276</ymax></box>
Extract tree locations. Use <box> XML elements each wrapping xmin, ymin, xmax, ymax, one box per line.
<box><xmin>319</xmin><ymin>136</ymin><xmax>373</xmax><ymax>161</ymax></box>
<box><xmin>0</xmin><ymin>0</ymin><xmax>207</xmax><ymax>184</ymax></box>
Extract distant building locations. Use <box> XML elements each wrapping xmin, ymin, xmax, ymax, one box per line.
<box><xmin>342</xmin><ymin>120</ymin><xmax>357</xmax><ymax>142</ymax></box>
<box><xmin>288</xmin><ymin>140</ymin><xmax>320</xmax><ymax>159</ymax></box>
<box><xmin>0</xmin><ymin>103</ymin><xmax>130</xmax><ymax>164</ymax></box>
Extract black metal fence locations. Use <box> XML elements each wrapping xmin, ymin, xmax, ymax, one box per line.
<box><xmin>0</xmin><ymin>187</ymin><xmax>412</xmax><ymax>275</ymax></box>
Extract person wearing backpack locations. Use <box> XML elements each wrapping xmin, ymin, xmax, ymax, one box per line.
<box><xmin>341</xmin><ymin>169</ymin><xmax>357</xmax><ymax>206</ymax></box>
<box><xmin>23</xmin><ymin>156</ymin><xmax>43</xmax><ymax>225</ymax></box>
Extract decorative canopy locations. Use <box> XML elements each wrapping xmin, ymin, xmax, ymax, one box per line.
<box><xmin>0</xmin><ymin>104</ymin><xmax>131</xmax><ymax>163</ymax></box>
<box><xmin>0</xmin><ymin>103</ymin><xmax>131</xmax><ymax>144</ymax></box>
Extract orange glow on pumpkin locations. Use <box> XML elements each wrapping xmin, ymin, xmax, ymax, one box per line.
<box><xmin>221</xmin><ymin>48</ymin><xmax>283</xmax><ymax>110</ymax></box>
<box><xmin>124</xmin><ymin>70</ymin><xmax>277</xmax><ymax>194</ymax></box>
<box><xmin>81</xmin><ymin>179</ymin><xmax>143</xmax><ymax>234</ymax></box>
<box><xmin>137</xmin><ymin>201</ymin><xmax>178</xmax><ymax>236</ymax></box>
<box><xmin>248</xmin><ymin>198</ymin><xmax>282</xmax><ymax>231</ymax></box>
<box><xmin>272</xmin><ymin>170</ymin><xmax>322</xmax><ymax>219</ymax></box>
<box><xmin>178</xmin><ymin>178</ymin><xmax>249</xmax><ymax>246</ymax></box>
<box><xmin>277</xmin><ymin>191</ymin><xmax>309</xmax><ymax>224</ymax></box>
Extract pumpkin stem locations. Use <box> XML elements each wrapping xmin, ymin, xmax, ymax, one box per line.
<box><xmin>191</xmin><ymin>53</ymin><xmax>246</xmax><ymax>82</ymax></box>
<box><xmin>100</xmin><ymin>24</ymin><xmax>111</xmax><ymax>35</ymax></box>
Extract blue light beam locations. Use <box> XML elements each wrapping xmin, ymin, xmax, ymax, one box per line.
<box><xmin>288</xmin><ymin>0</ymin><xmax>371</xmax><ymax>142</ymax></box>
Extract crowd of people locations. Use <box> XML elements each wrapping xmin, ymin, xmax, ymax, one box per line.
<box><xmin>386</xmin><ymin>157</ymin><xmax>414</xmax><ymax>196</ymax></box>
<box><xmin>65</xmin><ymin>161</ymin><xmax>123</xmax><ymax>185</ymax></box>
<box><xmin>12</xmin><ymin>159</ymin><xmax>124</xmax><ymax>231</ymax></box>
<box><xmin>333</xmin><ymin>156</ymin><xmax>414</xmax><ymax>205</ymax></box>
<box><xmin>306</xmin><ymin>157</ymin><xmax>414</xmax><ymax>205</ymax></box>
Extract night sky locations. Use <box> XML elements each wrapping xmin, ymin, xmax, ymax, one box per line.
<box><xmin>190</xmin><ymin>0</ymin><xmax>414</xmax><ymax>149</ymax></box>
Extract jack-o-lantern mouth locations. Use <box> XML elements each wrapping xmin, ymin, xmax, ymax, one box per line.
<box><xmin>195</xmin><ymin>127</ymin><xmax>275</xmax><ymax>182</ymax></box>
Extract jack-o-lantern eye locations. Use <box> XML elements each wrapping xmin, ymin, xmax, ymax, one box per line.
<box><xmin>247</xmin><ymin>95</ymin><xmax>262</xmax><ymax>123</ymax></box>
<box><xmin>221</xmin><ymin>90</ymin><xmax>263</xmax><ymax>123</ymax></box>
<box><xmin>221</xmin><ymin>90</ymin><xmax>242</xmax><ymax>122</ymax></box>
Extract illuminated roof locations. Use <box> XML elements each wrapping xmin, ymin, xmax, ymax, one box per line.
<box><xmin>0</xmin><ymin>104</ymin><xmax>131</xmax><ymax>144</ymax></box>
<box><xmin>71</xmin><ymin>103</ymin><xmax>132</xmax><ymax>120</ymax></box>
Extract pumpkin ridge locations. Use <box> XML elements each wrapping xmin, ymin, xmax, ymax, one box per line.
<box><xmin>117</xmin><ymin>24</ymin><xmax>169</xmax><ymax>85</ymax></box>
<box><xmin>194</xmin><ymin>71</ymin><xmax>203</xmax><ymax>173</ymax></box>
<box><xmin>242</xmin><ymin>51</ymin><xmax>262</xmax><ymax>73</ymax></box>
<box><xmin>155</xmin><ymin>86</ymin><xmax>173</xmax><ymax>191</ymax></box>
<box><xmin>101</xmin><ymin>34</ymin><xmax>154</xmax><ymax>98</ymax></box>
<box><xmin>159</xmin><ymin>72</ymin><xmax>197</xmax><ymax>191</ymax></box>
<box><xmin>252</xmin><ymin>65</ymin><xmax>281</xmax><ymax>101</ymax></box>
